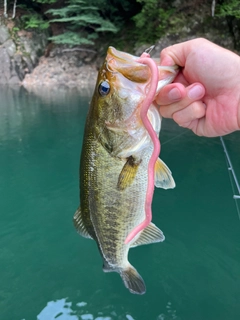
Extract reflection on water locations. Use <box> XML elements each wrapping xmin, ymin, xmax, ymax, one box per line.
<box><xmin>0</xmin><ymin>85</ymin><xmax>94</xmax><ymax>142</ymax></box>
<box><xmin>36</xmin><ymin>298</ymin><xmax>179</xmax><ymax>320</ymax></box>
<box><xmin>37</xmin><ymin>298</ymin><xmax>78</xmax><ymax>320</ymax></box>
<box><xmin>36</xmin><ymin>297</ymin><xmax>129</xmax><ymax>320</ymax></box>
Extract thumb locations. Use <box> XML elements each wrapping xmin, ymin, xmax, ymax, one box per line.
<box><xmin>160</xmin><ymin>42</ymin><xmax>188</xmax><ymax>67</ymax></box>
<box><xmin>160</xmin><ymin>52</ymin><xmax>176</xmax><ymax>66</ymax></box>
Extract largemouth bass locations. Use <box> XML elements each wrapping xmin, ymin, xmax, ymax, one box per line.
<box><xmin>74</xmin><ymin>47</ymin><xmax>177</xmax><ymax>295</ymax></box>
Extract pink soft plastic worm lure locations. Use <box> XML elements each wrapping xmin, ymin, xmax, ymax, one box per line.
<box><xmin>125</xmin><ymin>52</ymin><xmax>160</xmax><ymax>244</ymax></box>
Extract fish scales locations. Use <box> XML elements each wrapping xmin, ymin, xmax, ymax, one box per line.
<box><xmin>74</xmin><ymin>46</ymin><xmax>178</xmax><ymax>294</ymax></box>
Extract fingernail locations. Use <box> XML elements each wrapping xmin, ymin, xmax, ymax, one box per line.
<box><xmin>188</xmin><ymin>85</ymin><xmax>204</xmax><ymax>99</ymax></box>
<box><xmin>168</xmin><ymin>88</ymin><xmax>181</xmax><ymax>100</ymax></box>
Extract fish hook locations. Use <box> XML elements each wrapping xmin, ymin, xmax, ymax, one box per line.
<box><xmin>144</xmin><ymin>45</ymin><xmax>155</xmax><ymax>55</ymax></box>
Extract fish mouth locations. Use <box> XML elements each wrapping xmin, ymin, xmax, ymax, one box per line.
<box><xmin>106</xmin><ymin>47</ymin><xmax>178</xmax><ymax>86</ymax></box>
<box><xmin>108</xmin><ymin>46</ymin><xmax>139</xmax><ymax>63</ymax></box>
<box><xmin>107</xmin><ymin>47</ymin><xmax>150</xmax><ymax>83</ymax></box>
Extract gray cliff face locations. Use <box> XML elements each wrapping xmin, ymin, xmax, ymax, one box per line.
<box><xmin>0</xmin><ymin>18</ymin><xmax>100</xmax><ymax>89</ymax></box>
<box><xmin>22</xmin><ymin>47</ymin><xmax>98</xmax><ymax>90</ymax></box>
<box><xmin>0</xmin><ymin>23</ymin><xmax>48</xmax><ymax>85</ymax></box>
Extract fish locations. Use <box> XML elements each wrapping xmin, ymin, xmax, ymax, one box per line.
<box><xmin>73</xmin><ymin>46</ymin><xmax>178</xmax><ymax>295</ymax></box>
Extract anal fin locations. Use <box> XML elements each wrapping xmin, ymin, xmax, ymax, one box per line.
<box><xmin>155</xmin><ymin>158</ymin><xmax>175</xmax><ymax>189</ymax></box>
<box><xmin>73</xmin><ymin>206</ymin><xmax>93</xmax><ymax>239</ymax></box>
<box><xmin>131</xmin><ymin>222</ymin><xmax>165</xmax><ymax>247</ymax></box>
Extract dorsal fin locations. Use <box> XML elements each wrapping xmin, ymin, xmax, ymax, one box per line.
<box><xmin>155</xmin><ymin>158</ymin><xmax>176</xmax><ymax>189</ymax></box>
<box><xmin>73</xmin><ymin>206</ymin><xmax>93</xmax><ymax>239</ymax></box>
<box><xmin>131</xmin><ymin>222</ymin><xmax>165</xmax><ymax>247</ymax></box>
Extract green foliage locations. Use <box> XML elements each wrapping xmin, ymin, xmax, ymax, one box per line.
<box><xmin>132</xmin><ymin>0</ymin><xmax>175</xmax><ymax>44</ymax></box>
<box><xmin>21</xmin><ymin>13</ymin><xmax>49</xmax><ymax>30</ymax></box>
<box><xmin>48</xmin><ymin>31</ymin><xmax>95</xmax><ymax>45</ymax></box>
<box><xmin>216</xmin><ymin>0</ymin><xmax>240</xmax><ymax>19</ymax></box>
<box><xmin>46</xmin><ymin>0</ymin><xmax>118</xmax><ymax>46</ymax></box>
<box><xmin>36</xmin><ymin>0</ymin><xmax>57</xmax><ymax>3</ymax></box>
<box><xmin>12</xmin><ymin>0</ymin><xmax>240</xmax><ymax>53</ymax></box>
<box><xmin>86</xmin><ymin>0</ymin><xmax>140</xmax><ymax>26</ymax></box>
<box><xmin>32</xmin><ymin>0</ymin><xmax>57</xmax><ymax>3</ymax></box>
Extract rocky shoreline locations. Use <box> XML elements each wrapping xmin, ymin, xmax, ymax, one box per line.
<box><xmin>22</xmin><ymin>48</ymin><xmax>99</xmax><ymax>90</ymax></box>
<box><xmin>0</xmin><ymin>22</ymin><xmax>100</xmax><ymax>90</ymax></box>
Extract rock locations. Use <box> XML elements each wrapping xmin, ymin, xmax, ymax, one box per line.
<box><xmin>22</xmin><ymin>47</ymin><xmax>98</xmax><ymax>90</ymax></box>
<box><xmin>20</xmin><ymin>31</ymin><xmax>48</xmax><ymax>65</ymax></box>
<box><xmin>0</xmin><ymin>46</ymin><xmax>19</xmax><ymax>84</ymax></box>
<box><xmin>8</xmin><ymin>75</ymin><xmax>21</xmax><ymax>85</ymax></box>
<box><xmin>0</xmin><ymin>21</ymin><xmax>49</xmax><ymax>85</ymax></box>
<box><xmin>3</xmin><ymin>39</ymin><xmax>16</xmax><ymax>57</ymax></box>
<box><xmin>0</xmin><ymin>47</ymin><xmax>12</xmax><ymax>83</ymax></box>
<box><xmin>0</xmin><ymin>25</ymin><xmax>10</xmax><ymax>44</ymax></box>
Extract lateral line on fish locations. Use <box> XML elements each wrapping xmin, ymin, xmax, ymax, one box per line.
<box><xmin>125</xmin><ymin>52</ymin><xmax>160</xmax><ymax>244</ymax></box>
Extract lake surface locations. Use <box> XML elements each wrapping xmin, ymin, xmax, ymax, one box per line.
<box><xmin>0</xmin><ymin>85</ymin><xmax>240</xmax><ymax>320</ymax></box>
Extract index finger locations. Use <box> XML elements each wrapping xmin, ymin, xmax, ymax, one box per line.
<box><xmin>156</xmin><ymin>83</ymin><xmax>186</xmax><ymax>105</ymax></box>
<box><xmin>160</xmin><ymin>40</ymin><xmax>193</xmax><ymax>67</ymax></box>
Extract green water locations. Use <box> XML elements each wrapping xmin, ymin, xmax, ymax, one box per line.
<box><xmin>0</xmin><ymin>86</ymin><xmax>240</xmax><ymax>320</ymax></box>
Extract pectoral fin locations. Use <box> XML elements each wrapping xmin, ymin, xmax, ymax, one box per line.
<box><xmin>73</xmin><ymin>206</ymin><xmax>93</xmax><ymax>239</ymax></box>
<box><xmin>117</xmin><ymin>156</ymin><xmax>140</xmax><ymax>191</ymax></box>
<box><xmin>131</xmin><ymin>222</ymin><xmax>165</xmax><ymax>247</ymax></box>
<box><xmin>155</xmin><ymin>158</ymin><xmax>176</xmax><ymax>189</ymax></box>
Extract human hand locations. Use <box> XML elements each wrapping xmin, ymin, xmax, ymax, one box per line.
<box><xmin>155</xmin><ymin>38</ymin><xmax>240</xmax><ymax>137</ymax></box>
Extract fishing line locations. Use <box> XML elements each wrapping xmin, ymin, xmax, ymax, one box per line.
<box><xmin>220</xmin><ymin>136</ymin><xmax>240</xmax><ymax>219</ymax></box>
<box><xmin>161</xmin><ymin>129</ymin><xmax>188</xmax><ymax>146</ymax></box>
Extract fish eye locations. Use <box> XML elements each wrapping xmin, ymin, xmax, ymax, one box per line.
<box><xmin>98</xmin><ymin>81</ymin><xmax>110</xmax><ymax>96</ymax></box>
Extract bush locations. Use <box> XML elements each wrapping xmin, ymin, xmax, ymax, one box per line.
<box><xmin>132</xmin><ymin>0</ymin><xmax>175</xmax><ymax>44</ymax></box>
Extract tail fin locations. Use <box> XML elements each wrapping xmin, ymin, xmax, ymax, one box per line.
<box><xmin>120</xmin><ymin>264</ymin><xmax>146</xmax><ymax>295</ymax></box>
